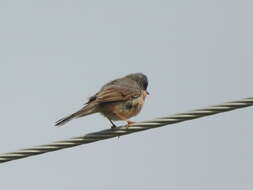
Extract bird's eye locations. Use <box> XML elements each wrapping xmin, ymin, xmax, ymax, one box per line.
<box><xmin>143</xmin><ymin>81</ymin><xmax>148</xmax><ymax>90</ymax></box>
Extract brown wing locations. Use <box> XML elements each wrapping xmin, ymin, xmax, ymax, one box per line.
<box><xmin>87</xmin><ymin>86</ymin><xmax>141</xmax><ymax>104</ymax></box>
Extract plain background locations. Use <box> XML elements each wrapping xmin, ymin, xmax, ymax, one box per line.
<box><xmin>0</xmin><ymin>0</ymin><xmax>252</xmax><ymax>189</ymax></box>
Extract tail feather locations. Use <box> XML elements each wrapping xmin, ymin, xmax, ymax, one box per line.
<box><xmin>55</xmin><ymin>103</ymin><xmax>98</xmax><ymax>127</ymax></box>
<box><xmin>55</xmin><ymin>113</ymin><xmax>78</xmax><ymax>126</ymax></box>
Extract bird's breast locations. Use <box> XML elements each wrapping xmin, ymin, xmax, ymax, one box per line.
<box><xmin>100</xmin><ymin>90</ymin><xmax>147</xmax><ymax>121</ymax></box>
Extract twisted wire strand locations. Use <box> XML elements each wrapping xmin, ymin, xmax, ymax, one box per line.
<box><xmin>0</xmin><ymin>97</ymin><xmax>253</xmax><ymax>164</ymax></box>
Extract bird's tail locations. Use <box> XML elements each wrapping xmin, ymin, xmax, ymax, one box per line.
<box><xmin>55</xmin><ymin>103</ymin><xmax>97</xmax><ymax>127</ymax></box>
<box><xmin>55</xmin><ymin>112</ymin><xmax>79</xmax><ymax>126</ymax></box>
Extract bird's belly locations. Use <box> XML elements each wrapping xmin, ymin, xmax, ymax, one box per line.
<box><xmin>100</xmin><ymin>95</ymin><xmax>145</xmax><ymax>121</ymax></box>
<box><xmin>119</xmin><ymin>100</ymin><xmax>143</xmax><ymax>119</ymax></box>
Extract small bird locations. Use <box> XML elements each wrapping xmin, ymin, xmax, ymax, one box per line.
<box><xmin>55</xmin><ymin>73</ymin><xmax>149</xmax><ymax>128</ymax></box>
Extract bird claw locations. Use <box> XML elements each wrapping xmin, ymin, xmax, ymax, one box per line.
<box><xmin>126</xmin><ymin>121</ymin><xmax>135</xmax><ymax>128</ymax></box>
<box><xmin>111</xmin><ymin>124</ymin><xmax>117</xmax><ymax>129</ymax></box>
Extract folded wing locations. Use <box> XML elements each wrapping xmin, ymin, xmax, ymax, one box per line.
<box><xmin>87</xmin><ymin>86</ymin><xmax>141</xmax><ymax>104</ymax></box>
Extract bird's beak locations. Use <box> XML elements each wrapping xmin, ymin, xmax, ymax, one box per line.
<box><xmin>146</xmin><ymin>90</ymin><xmax>150</xmax><ymax>95</ymax></box>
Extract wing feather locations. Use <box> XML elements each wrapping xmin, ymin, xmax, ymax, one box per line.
<box><xmin>88</xmin><ymin>86</ymin><xmax>141</xmax><ymax>104</ymax></box>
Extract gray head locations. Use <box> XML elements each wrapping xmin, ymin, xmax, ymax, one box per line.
<box><xmin>126</xmin><ymin>73</ymin><xmax>149</xmax><ymax>91</ymax></box>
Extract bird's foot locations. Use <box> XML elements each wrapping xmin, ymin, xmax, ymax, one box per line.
<box><xmin>110</xmin><ymin>124</ymin><xmax>121</xmax><ymax>139</ymax></box>
<box><xmin>111</xmin><ymin>124</ymin><xmax>117</xmax><ymax>129</ymax></box>
<box><xmin>126</xmin><ymin>120</ymin><xmax>135</xmax><ymax>128</ymax></box>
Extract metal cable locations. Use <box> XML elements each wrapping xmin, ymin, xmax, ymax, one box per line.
<box><xmin>0</xmin><ymin>97</ymin><xmax>253</xmax><ymax>164</ymax></box>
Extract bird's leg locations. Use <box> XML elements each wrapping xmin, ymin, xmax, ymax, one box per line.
<box><xmin>106</xmin><ymin>118</ymin><xmax>120</xmax><ymax>139</ymax></box>
<box><xmin>107</xmin><ymin>118</ymin><xmax>117</xmax><ymax>129</ymax></box>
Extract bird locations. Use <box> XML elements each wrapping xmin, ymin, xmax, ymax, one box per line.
<box><xmin>55</xmin><ymin>73</ymin><xmax>149</xmax><ymax>128</ymax></box>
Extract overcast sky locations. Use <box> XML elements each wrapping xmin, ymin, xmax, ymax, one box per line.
<box><xmin>0</xmin><ymin>0</ymin><xmax>253</xmax><ymax>189</ymax></box>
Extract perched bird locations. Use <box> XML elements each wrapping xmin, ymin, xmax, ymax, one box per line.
<box><xmin>55</xmin><ymin>73</ymin><xmax>149</xmax><ymax>128</ymax></box>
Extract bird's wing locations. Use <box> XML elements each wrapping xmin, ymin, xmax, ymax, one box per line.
<box><xmin>86</xmin><ymin>86</ymin><xmax>141</xmax><ymax>104</ymax></box>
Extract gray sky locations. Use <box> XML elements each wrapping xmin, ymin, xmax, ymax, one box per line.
<box><xmin>0</xmin><ymin>0</ymin><xmax>253</xmax><ymax>189</ymax></box>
